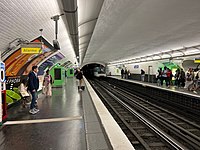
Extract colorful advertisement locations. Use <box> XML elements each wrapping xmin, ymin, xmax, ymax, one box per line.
<box><xmin>38</xmin><ymin>53</ymin><xmax>65</xmax><ymax>76</ymax></box>
<box><xmin>4</xmin><ymin>37</ymin><xmax>54</xmax><ymax>76</ymax></box>
<box><xmin>4</xmin><ymin>36</ymin><xmax>57</xmax><ymax>105</ymax></box>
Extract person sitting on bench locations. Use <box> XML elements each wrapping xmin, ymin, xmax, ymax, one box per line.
<box><xmin>19</xmin><ymin>78</ymin><xmax>30</xmax><ymax>108</ymax></box>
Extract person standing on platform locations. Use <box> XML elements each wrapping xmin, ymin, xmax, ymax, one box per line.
<box><xmin>174</xmin><ymin>68</ymin><xmax>180</xmax><ymax>87</ymax></box>
<box><xmin>27</xmin><ymin>66</ymin><xmax>39</xmax><ymax>114</ymax></box>
<box><xmin>156</xmin><ymin>69</ymin><xmax>162</xmax><ymax>86</ymax></box>
<box><xmin>141</xmin><ymin>69</ymin><xmax>145</xmax><ymax>82</ymax></box>
<box><xmin>185</xmin><ymin>68</ymin><xmax>194</xmax><ymax>90</ymax></box>
<box><xmin>76</xmin><ymin>69</ymin><xmax>84</xmax><ymax>91</ymax></box>
<box><xmin>180</xmin><ymin>68</ymin><xmax>186</xmax><ymax>88</ymax></box>
<box><xmin>193</xmin><ymin>70</ymin><xmax>200</xmax><ymax>93</ymax></box>
<box><xmin>127</xmin><ymin>70</ymin><xmax>131</xmax><ymax>79</ymax></box>
<box><xmin>161</xmin><ymin>66</ymin><xmax>168</xmax><ymax>86</ymax></box>
<box><xmin>121</xmin><ymin>68</ymin><xmax>124</xmax><ymax>79</ymax></box>
<box><xmin>166</xmin><ymin>68</ymin><xmax>171</xmax><ymax>88</ymax></box>
<box><xmin>43</xmin><ymin>69</ymin><xmax>53</xmax><ymax>97</ymax></box>
<box><xmin>124</xmin><ymin>68</ymin><xmax>128</xmax><ymax>79</ymax></box>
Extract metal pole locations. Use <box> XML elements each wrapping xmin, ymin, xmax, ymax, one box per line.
<box><xmin>55</xmin><ymin>20</ymin><xmax>58</xmax><ymax>40</ymax></box>
<box><xmin>148</xmin><ymin>66</ymin><xmax>150</xmax><ymax>82</ymax></box>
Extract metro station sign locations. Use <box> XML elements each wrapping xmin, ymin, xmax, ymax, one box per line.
<box><xmin>21</xmin><ymin>47</ymin><xmax>42</xmax><ymax>54</ymax></box>
<box><xmin>21</xmin><ymin>42</ymin><xmax>42</xmax><ymax>54</ymax></box>
<box><xmin>194</xmin><ymin>58</ymin><xmax>200</xmax><ymax>63</ymax></box>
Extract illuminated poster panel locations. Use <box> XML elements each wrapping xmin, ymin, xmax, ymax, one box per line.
<box><xmin>5</xmin><ymin>38</ymin><xmax>53</xmax><ymax>76</ymax></box>
<box><xmin>38</xmin><ymin>53</ymin><xmax>65</xmax><ymax>76</ymax></box>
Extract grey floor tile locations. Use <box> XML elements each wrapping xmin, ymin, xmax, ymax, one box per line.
<box><xmin>87</xmin><ymin>133</ymin><xmax>108</xmax><ymax>150</ymax></box>
<box><xmin>85</xmin><ymin>121</ymin><xmax>102</xmax><ymax>134</ymax></box>
<box><xmin>84</xmin><ymin>108</ymin><xmax>96</xmax><ymax>115</ymax></box>
<box><xmin>84</xmin><ymin>114</ymin><xmax>98</xmax><ymax>123</ymax></box>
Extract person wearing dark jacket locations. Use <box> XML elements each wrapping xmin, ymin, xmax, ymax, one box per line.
<box><xmin>121</xmin><ymin>68</ymin><xmax>124</xmax><ymax>79</ymax></box>
<box><xmin>76</xmin><ymin>69</ymin><xmax>84</xmax><ymax>91</ymax></box>
<box><xmin>27</xmin><ymin>66</ymin><xmax>39</xmax><ymax>114</ymax></box>
<box><xmin>141</xmin><ymin>69</ymin><xmax>145</xmax><ymax>82</ymax></box>
<box><xmin>180</xmin><ymin>69</ymin><xmax>186</xmax><ymax>87</ymax></box>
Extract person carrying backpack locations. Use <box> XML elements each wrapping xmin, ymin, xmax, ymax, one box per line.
<box><xmin>76</xmin><ymin>69</ymin><xmax>84</xmax><ymax>91</ymax></box>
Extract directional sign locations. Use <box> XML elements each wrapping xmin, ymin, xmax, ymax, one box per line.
<box><xmin>194</xmin><ymin>58</ymin><xmax>200</xmax><ymax>63</ymax></box>
<box><xmin>21</xmin><ymin>47</ymin><xmax>42</xmax><ymax>54</ymax></box>
<box><xmin>21</xmin><ymin>42</ymin><xmax>42</xmax><ymax>54</ymax></box>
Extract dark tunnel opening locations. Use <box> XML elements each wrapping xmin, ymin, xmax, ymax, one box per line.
<box><xmin>82</xmin><ymin>63</ymin><xmax>106</xmax><ymax>79</ymax></box>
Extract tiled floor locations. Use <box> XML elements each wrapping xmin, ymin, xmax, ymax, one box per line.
<box><xmin>0</xmin><ymin>78</ymin><xmax>110</xmax><ymax>150</ymax></box>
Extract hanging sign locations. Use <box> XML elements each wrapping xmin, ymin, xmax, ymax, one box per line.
<box><xmin>134</xmin><ymin>65</ymin><xmax>139</xmax><ymax>69</ymax></box>
<box><xmin>194</xmin><ymin>58</ymin><xmax>200</xmax><ymax>63</ymax></box>
<box><xmin>21</xmin><ymin>42</ymin><xmax>42</xmax><ymax>54</ymax></box>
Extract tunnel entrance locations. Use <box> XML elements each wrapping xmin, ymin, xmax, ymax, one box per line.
<box><xmin>82</xmin><ymin>63</ymin><xmax>106</xmax><ymax>79</ymax></box>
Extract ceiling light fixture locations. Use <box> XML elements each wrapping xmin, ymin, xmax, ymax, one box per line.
<box><xmin>108</xmin><ymin>44</ymin><xmax>200</xmax><ymax>66</ymax></box>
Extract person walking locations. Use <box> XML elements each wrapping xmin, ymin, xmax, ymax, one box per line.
<box><xmin>76</xmin><ymin>69</ymin><xmax>84</xmax><ymax>91</ymax></box>
<box><xmin>27</xmin><ymin>66</ymin><xmax>39</xmax><ymax>114</ymax></box>
<box><xmin>43</xmin><ymin>70</ymin><xmax>53</xmax><ymax>97</ymax></box>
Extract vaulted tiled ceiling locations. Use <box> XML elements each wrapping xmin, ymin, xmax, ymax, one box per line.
<box><xmin>78</xmin><ymin>0</ymin><xmax>104</xmax><ymax>63</ymax></box>
<box><xmin>0</xmin><ymin>0</ymin><xmax>76</xmax><ymax>63</ymax></box>
<box><xmin>83</xmin><ymin>0</ymin><xmax>200</xmax><ymax>65</ymax></box>
<box><xmin>2</xmin><ymin>0</ymin><xmax>200</xmax><ymax>66</ymax></box>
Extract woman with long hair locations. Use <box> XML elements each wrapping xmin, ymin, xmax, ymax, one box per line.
<box><xmin>43</xmin><ymin>70</ymin><xmax>53</xmax><ymax>96</ymax></box>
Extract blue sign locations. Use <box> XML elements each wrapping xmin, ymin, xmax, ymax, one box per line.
<box><xmin>1</xmin><ymin>62</ymin><xmax>5</xmax><ymax>82</ymax></box>
<box><xmin>134</xmin><ymin>65</ymin><xmax>139</xmax><ymax>69</ymax></box>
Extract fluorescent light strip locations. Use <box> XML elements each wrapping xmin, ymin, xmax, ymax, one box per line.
<box><xmin>108</xmin><ymin>45</ymin><xmax>200</xmax><ymax>65</ymax></box>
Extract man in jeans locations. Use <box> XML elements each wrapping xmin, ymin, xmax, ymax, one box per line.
<box><xmin>27</xmin><ymin>66</ymin><xmax>39</xmax><ymax>114</ymax></box>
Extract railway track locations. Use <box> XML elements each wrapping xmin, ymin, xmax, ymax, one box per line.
<box><xmin>89</xmin><ymin>79</ymin><xmax>200</xmax><ymax>150</ymax></box>
<box><xmin>106</xmin><ymin>78</ymin><xmax>200</xmax><ymax>123</ymax></box>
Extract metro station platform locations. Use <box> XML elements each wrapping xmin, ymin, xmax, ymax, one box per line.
<box><xmin>109</xmin><ymin>75</ymin><xmax>200</xmax><ymax>98</ymax></box>
<box><xmin>0</xmin><ymin>77</ymin><xmax>133</xmax><ymax>150</ymax></box>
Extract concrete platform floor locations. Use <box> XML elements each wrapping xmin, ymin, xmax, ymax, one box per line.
<box><xmin>0</xmin><ymin>78</ymin><xmax>110</xmax><ymax>150</ymax></box>
<box><xmin>110</xmin><ymin>75</ymin><xmax>200</xmax><ymax>97</ymax></box>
